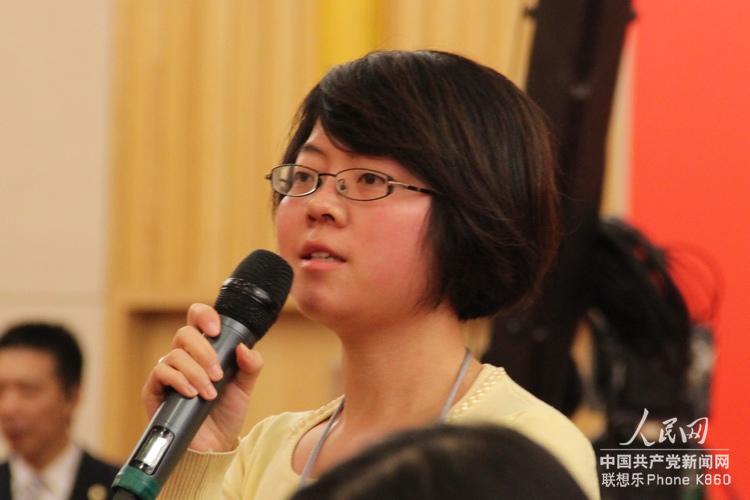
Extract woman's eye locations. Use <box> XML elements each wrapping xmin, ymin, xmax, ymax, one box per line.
<box><xmin>358</xmin><ymin>172</ymin><xmax>385</xmax><ymax>185</ymax></box>
<box><xmin>293</xmin><ymin>171</ymin><xmax>312</xmax><ymax>183</ymax></box>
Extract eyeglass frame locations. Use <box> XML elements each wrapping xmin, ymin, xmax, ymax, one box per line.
<box><xmin>265</xmin><ymin>164</ymin><xmax>441</xmax><ymax>201</ymax></box>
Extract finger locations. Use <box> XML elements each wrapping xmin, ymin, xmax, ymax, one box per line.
<box><xmin>186</xmin><ymin>303</ymin><xmax>221</xmax><ymax>337</ymax></box>
<box><xmin>142</xmin><ymin>362</ymin><xmax>200</xmax><ymax>418</ymax></box>
<box><xmin>172</xmin><ymin>326</ymin><xmax>224</xmax><ymax>382</ymax></box>
<box><xmin>150</xmin><ymin>360</ymin><xmax>199</xmax><ymax>398</ymax></box>
<box><xmin>161</xmin><ymin>349</ymin><xmax>218</xmax><ymax>400</ymax></box>
<box><xmin>233</xmin><ymin>345</ymin><xmax>264</xmax><ymax>396</ymax></box>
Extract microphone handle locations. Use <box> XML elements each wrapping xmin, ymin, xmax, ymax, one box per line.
<box><xmin>112</xmin><ymin>315</ymin><xmax>259</xmax><ymax>500</ymax></box>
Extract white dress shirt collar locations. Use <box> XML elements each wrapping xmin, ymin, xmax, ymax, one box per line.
<box><xmin>9</xmin><ymin>442</ymin><xmax>82</xmax><ymax>500</ymax></box>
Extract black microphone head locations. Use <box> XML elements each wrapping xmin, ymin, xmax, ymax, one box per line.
<box><xmin>215</xmin><ymin>250</ymin><xmax>293</xmax><ymax>337</ymax></box>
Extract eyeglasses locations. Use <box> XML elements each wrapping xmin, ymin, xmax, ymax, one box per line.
<box><xmin>265</xmin><ymin>164</ymin><xmax>440</xmax><ymax>201</ymax></box>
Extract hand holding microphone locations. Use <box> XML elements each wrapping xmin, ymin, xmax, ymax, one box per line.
<box><xmin>142</xmin><ymin>302</ymin><xmax>262</xmax><ymax>453</ymax></box>
<box><xmin>112</xmin><ymin>250</ymin><xmax>293</xmax><ymax>499</ymax></box>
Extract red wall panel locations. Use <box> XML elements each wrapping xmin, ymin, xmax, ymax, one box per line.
<box><xmin>630</xmin><ymin>1</ymin><xmax>750</xmax><ymax>497</ymax></box>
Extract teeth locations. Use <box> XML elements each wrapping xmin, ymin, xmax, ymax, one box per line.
<box><xmin>303</xmin><ymin>249</ymin><xmax>344</xmax><ymax>262</ymax></box>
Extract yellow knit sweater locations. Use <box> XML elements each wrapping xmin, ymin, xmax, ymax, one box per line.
<box><xmin>160</xmin><ymin>364</ymin><xmax>600</xmax><ymax>499</ymax></box>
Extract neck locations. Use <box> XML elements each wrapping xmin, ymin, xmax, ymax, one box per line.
<box><xmin>335</xmin><ymin>305</ymin><xmax>481</xmax><ymax>434</ymax></box>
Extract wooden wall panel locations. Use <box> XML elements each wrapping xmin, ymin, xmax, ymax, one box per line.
<box><xmin>379</xmin><ymin>0</ymin><xmax>536</xmax><ymax>86</ymax></box>
<box><xmin>105</xmin><ymin>0</ymin><xmax>325</xmax><ymax>457</ymax></box>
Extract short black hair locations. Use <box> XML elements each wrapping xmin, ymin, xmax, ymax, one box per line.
<box><xmin>279</xmin><ymin>50</ymin><xmax>559</xmax><ymax>320</ymax></box>
<box><xmin>291</xmin><ymin>424</ymin><xmax>587</xmax><ymax>500</ymax></box>
<box><xmin>0</xmin><ymin>322</ymin><xmax>83</xmax><ymax>395</ymax></box>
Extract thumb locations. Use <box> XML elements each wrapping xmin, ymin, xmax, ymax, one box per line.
<box><xmin>233</xmin><ymin>344</ymin><xmax>264</xmax><ymax>396</ymax></box>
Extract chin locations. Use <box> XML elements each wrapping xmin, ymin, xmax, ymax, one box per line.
<box><xmin>293</xmin><ymin>293</ymin><xmax>353</xmax><ymax>331</ymax></box>
<box><xmin>8</xmin><ymin>441</ymin><xmax>31</xmax><ymax>458</ymax></box>
<box><xmin>294</xmin><ymin>295</ymin><xmax>332</xmax><ymax>322</ymax></box>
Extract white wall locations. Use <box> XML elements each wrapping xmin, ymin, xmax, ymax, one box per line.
<box><xmin>0</xmin><ymin>0</ymin><xmax>113</xmax><ymax>459</ymax></box>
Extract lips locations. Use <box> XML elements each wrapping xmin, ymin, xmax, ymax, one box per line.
<box><xmin>2</xmin><ymin>426</ymin><xmax>26</xmax><ymax>445</ymax></box>
<box><xmin>300</xmin><ymin>243</ymin><xmax>346</xmax><ymax>263</ymax></box>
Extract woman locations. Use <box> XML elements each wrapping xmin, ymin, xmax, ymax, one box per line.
<box><xmin>147</xmin><ymin>50</ymin><xmax>599</xmax><ymax>499</ymax></box>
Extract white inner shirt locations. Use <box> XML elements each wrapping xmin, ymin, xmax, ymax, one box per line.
<box><xmin>10</xmin><ymin>442</ymin><xmax>82</xmax><ymax>500</ymax></box>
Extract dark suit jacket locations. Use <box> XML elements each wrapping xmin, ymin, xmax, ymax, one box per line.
<box><xmin>0</xmin><ymin>450</ymin><xmax>119</xmax><ymax>500</ymax></box>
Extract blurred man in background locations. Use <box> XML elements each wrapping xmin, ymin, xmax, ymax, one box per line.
<box><xmin>0</xmin><ymin>322</ymin><xmax>117</xmax><ymax>500</ymax></box>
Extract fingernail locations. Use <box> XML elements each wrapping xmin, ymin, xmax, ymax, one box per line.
<box><xmin>205</xmin><ymin>384</ymin><xmax>217</xmax><ymax>399</ymax></box>
<box><xmin>209</xmin><ymin>319</ymin><xmax>221</xmax><ymax>336</ymax></box>
<box><xmin>209</xmin><ymin>364</ymin><xmax>223</xmax><ymax>381</ymax></box>
<box><xmin>187</xmin><ymin>385</ymin><xmax>199</xmax><ymax>397</ymax></box>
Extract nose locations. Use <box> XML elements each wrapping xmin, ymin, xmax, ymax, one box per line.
<box><xmin>305</xmin><ymin>174</ymin><xmax>348</xmax><ymax>226</ymax></box>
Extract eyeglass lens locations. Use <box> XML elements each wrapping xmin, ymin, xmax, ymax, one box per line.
<box><xmin>272</xmin><ymin>165</ymin><xmax>390</xmax><ymax>200</ymax></box>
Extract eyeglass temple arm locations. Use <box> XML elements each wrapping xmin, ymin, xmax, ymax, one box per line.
<box><xmin>390</xmin><ymin>181</ymin><xmax>440</xmax><ymax>196</ymax></box>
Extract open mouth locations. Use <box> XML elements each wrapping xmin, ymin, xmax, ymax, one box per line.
<box><xmin>302</xmin><ymin>251</ymin><xmax>345</xmax><ymax>262</ymax></box>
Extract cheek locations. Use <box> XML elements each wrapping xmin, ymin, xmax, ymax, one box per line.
<box><xmin>29</xmin><ymin>395</ymin><xmax>56</xmax><ymax>416</ymax></box>
<box><xmin>371</xmin><ymin>226</ymin><xmax>424</xmax><ymax>267</ymax></box>
<box><xmin>361</xmin><ymin>207</ymin><xmax>433</xmax><ymax>287</ymax></box>
<box><xmin>274</xmin><ymin>201</ymin><xmax>300</xmax><ymax>262</ymax></box>
<box><xmin>32</xmin><ymin>390</ymin><xmax>72</xmax><ymax>414</ymax></box>
<box><xmin>6</xmin><ymin>395</ymin><xmax>47</xmax><ymax>429</ymax></box>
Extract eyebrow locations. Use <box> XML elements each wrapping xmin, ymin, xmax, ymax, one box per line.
<box><xmin>298</xmin><ymin>141</ymin><xmax>362</xmax><ymax>162</ymax></box>
<box><xmin>298</xmin><ymin>142</ymin><xmax>326</xmax><ymax>157</ymax></box>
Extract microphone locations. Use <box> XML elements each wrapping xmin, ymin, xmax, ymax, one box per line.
<box><xmin>112</xmin><ymin>249</ymin><xmax>293</xmax><ymax>500</ymax></box>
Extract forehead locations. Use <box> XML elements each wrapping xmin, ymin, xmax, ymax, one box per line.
<box><xmin>0</xmin><ymin>347</ymin><xmax>58</xmax><ymax>382</ymax></box>
<box><xmin>298</xmin><ymin>122</ymin><xmax>424</xmax><ymax>185</ymax></box>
